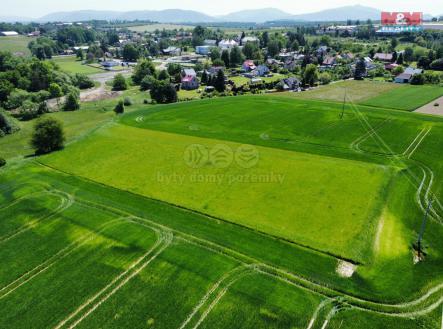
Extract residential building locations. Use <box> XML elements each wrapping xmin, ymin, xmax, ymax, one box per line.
<box><xmin>241</xmin><ymin>36</ymin><xmax>259</xmax><ymax>44</ymax></box>
<box><xmin>394</xmin><ymin>73</ymin><xmax>413</xmax><ymax>83</ymax></box>
<box><xmin>242</xmin><ymin>60</ymin><xmax>256</xmax><ymax>72</ymax></box>
<box><xmin>281</xmin><ymin>77</ymin><xmax>301</xmax><ymax>91</ymax></box>
<box><xmin>256</xmin><ymin>65</ymin><xmax>270</xmax><ymax>76</ymax></box>
<box><xmin>195</xmin><ymin>46</ymin><xmax>211</xmax><ymax>55</ymax></box>
<box><xmin>181</xmin><ymin>75</ymin><xmax>200</xmax><ymax>90</ymax></box>
<box><xmin>162</xmin><ymin>46</ymin><xmax>181</xmax><ymax>56</ymax></box>
<box><xmin>374</xmin><ymin>53</ymin><xmax>393</xmax><ymax>62</ymax></box>
<box><xmin>219</xmin><ymin>39</ymin><xmax>238</xmax><ymax>49</ymax></box>
<box><xmin>182</xmin><ymin>68</ymin><xmax>197</xmax><ymax>78</ymax></box>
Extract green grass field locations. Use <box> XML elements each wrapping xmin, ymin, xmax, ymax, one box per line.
<box><xmin>0</xmin><ymin>35</ymin><xmax>33</xmax><ymax>56</ymax></box>
<box><xmin>1</xmin><ymin>93</ymin><xmax>443</xmax><ymax>328</ymax></box>
<box><xmin>279</xmin><ymin>80</ymin><xmax>443</xmax><ymax>112</ymax></box>
<box><xmin>51</xmin><ymin>56</ymin><xmax>105</xmax><ymax>75</ymax></box>
<box><xmin>361</xmin><ymin>85</ymin><xmax>443</xmax><ymax>111</ymax></box>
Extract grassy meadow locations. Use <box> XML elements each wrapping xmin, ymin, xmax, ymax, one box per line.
<box><xmin>1</xmin><ymin>92</ymin><xmax>443</xmax><ymax>328</ymax></box>
<box><xmin>0</xmin><ymin>35</ymin><xmax>33</xmax><ymax>56</ymax></box>
<box><xmin>278</xmin><ymin>80</ymin><xmax>443</xmax><ymax>111</ymax></box>
<box><xmin>51</xmin><ymin>56</ymin><xmax>105</xmax><ymax>75</ymax></box>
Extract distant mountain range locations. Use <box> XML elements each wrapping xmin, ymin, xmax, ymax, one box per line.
<box><xmin>0</xmin><ymin>6</ymin><xmax>437</xmax><ymax>24</ymax></box>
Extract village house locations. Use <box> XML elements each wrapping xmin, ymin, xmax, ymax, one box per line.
<box><xmin>373</xmin><ymin>53</ymin><xmax>393</xmax><ymax>62</ymax></box>
<box><xmin>181</xmin><ymin>75</ymin><xmax>200</xmax><ymax>90</ymax></box>
<box><xmin>281</xmin><ymin>77</ymin><xmax>301</xmax><ymax>91</ymax></box>
<box><xmin>322</xmin><ymin>56</ymin><xmax>337</xmax><ymax>67</ymax></box>
<box><xmin>181</xmin><ymin>68</ymin><xmax>197</xmax><ymax>78</ymax></box>
<box><xmin>241</xmin><ymin>36</ymin><xmax>259</xmax><ymax>45</ymax></box>
<box><xmin>255</xmin><ymin>64</ymin><xmax>270</xmax><ymax>76</ymax></box>
<box><xmin>242</xmin><ymin>60</ymin><xmax>256</xmax><ymax>72</ymax></box>
<box><xmin>394</xmin><ymin>67</ymin><xmax>423</xmax><ymax>83</ymax></box>
<box><xmin>219</xmin><ymin>39</ymin><xmax>238</xmax><ymax>49</ymax></box>
<box><xmin>195</xmin><ymin>46</ymin><xmax>211</xmax><ymax>55</ymax></box>
<box><xmin>162</xmin><ymin>46</ymin><xmax>181</xmax><ymax>56</ymax></box>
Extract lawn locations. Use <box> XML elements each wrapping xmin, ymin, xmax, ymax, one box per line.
<box><xmin>0</xmin><ymin>35</ymin><xmax>33</xmax><ymax>56</ymax></box>
<box><xmin>361</xmin><ymin>85</ymin><xmax>443</xmax><ymax>111</ymax></box>
<box><xmin>51</xmin><ymin>56</ymin><xmax>105</xmax><ymax>75</ymax></box>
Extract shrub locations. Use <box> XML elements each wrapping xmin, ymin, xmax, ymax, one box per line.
<box><xmin>319</xmin><ymin>72</ymin><xmax>332</xmax><ymax>85</ymax></box>
<box><xmin>64</xmin><ymin>91</ymin><xmax>80</xmax><ymax>111</ymax></box>
<box><xmin>123</xmin><ymin>97</ymin><xmax>133</xmax><ymax>106</ymax></box>
<box><xmin>113</xmin><ymin>74</ymin><xmax>128</xmax><ymax>91</ymax></box>
<box><xmin>30</xmin><ymin>117</ymin><xmax>65</xmax><ymax>154</ymax></box>
<box><xmin>430</xmin><ymin>58</ymin><xmax>443</xmax><ymax>71</ymax></box>
<box><xmin>49</xmin><ymin>83</ymin><xmax>63</xmax><ymax>98</ymax></box>
<box><xmin>0</xmin><ymin>157</ymin><xmax>5</xmax><ymax>167</ymax></box>
<box><xmin>17</xmin><ymin>100</ymin><xmax>39</xmax><ymax>121</ymax></box>
<box><xmin>4</xmin><ymin>89</ymin><xmax>30</xmax><ymax>110</ymax></box>
<box><xmin>73</xmin><ymin>74</ymin><xmax>95</xmax><ymax>89</ymax></box>
<box><xmin>140</xmin><ymin>76</ymin><xmax>157</xmax><ymax>91</ymax></box>
<box><xmin>114</xmin><ymin>100</ymin><xmax>125</xmax><ymax>114</ymax></box>
<box><xmin>143</xmin><ymin>99</ymin><xmax>149</xmax><ymax>104</ymax></box>
<box><xmin>410</xmin><ymin>74</ymin><xmax>425</xmax><ymax>85</ymax></box>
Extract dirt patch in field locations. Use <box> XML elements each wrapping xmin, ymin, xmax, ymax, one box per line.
<box><xmin>336</xmin><ymin>260</ymin><xmax>356</xmax><ymax>278</ymax></box>
<box><xmin>415</xmin><ymin>96</ymin><xmax>443</xmax><ymax>116</ymax></box>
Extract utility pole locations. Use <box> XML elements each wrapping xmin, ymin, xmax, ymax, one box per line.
<box><xmin>340</xmin><ymin>89</ymin><xmax>347</xmax><ymax>119</ymax></box>
<box><xmin>417</xmin><ymin>198</ymin><xmax>433</xmax><ymax>259</ymax></box>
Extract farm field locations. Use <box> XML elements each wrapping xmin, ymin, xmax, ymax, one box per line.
<box><xmin>51</xmin><ymin>56</ymin><xmax>105</xmax><ymax>75</ymax></box>
<box><xmin>278</xmin><ymin>80</ymin><xmax>443</xmax><ymax>112</ymax></box>
<box><xmin>278</xmin><ymin>80</ymin><xmax>401</xmax><ymax>103</ymax></box>
<box><xmin>361</xmin><ymin>85</ymin><xmax>443</xmax><ymax>111</ymax></box>
<box><xmin>1</xmin><ymin>95</ymin><xmax>443</xmax><ymax>328</ymax></box>
<box><xmin>0</xmin><ymin>35</ymin><xmax>33</xmax><ymax>56</ymax></box>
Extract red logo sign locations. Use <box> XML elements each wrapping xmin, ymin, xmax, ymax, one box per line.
<box><xmin>381</xmin><ymin>12</ymin><xmax>423</xmax><ymax>26</ymax></box>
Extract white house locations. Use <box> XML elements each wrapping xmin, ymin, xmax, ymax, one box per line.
<box><xmin>162</xmin><ymin>46</ymin><xmax>181</xmax><ymax>56</ymax></box>
<box><xmin>241</xmin><ymin>36</ymin><xmax>259</xmax><ymax>44</ymax></box>
<box><xmin>219</xmin><ymin>39</ymin><xmax>238</xmax><ymax>49</ymax></box>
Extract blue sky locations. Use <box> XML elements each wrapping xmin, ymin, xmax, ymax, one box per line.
<box><xmin>5</xmin><ymin>0</ymin><xmax>443</xmax><ymax>18</ymax></box>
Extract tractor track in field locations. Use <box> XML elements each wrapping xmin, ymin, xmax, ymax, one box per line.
<box><xmin>0</xmin><ymin>218</ymin><xmax>125</xmax><ymax>300</ymax></box>
<box><xmin>54</xmin><ymin>227</ymin><xmax>172</xmax><ymax>329</ymax></box>
<box><xmin>63</xmin><ymin>194</ymin><xmax>443</xmax><ymax>320</ymax></box>
<box><xmin>0</xmin><ymin>190</ymin><xmax>73</xmax><ymax>244</ymax></box>
<box><xmin>350</xmin><ymin>117</ymin><xmax>392</xmax><ymax>153</ymax></box>
<box><xmin>307</xmin><ymin>299</ymin><xmax>335</xmax><ymax>329</ymax></box>
<box><xmin>349</xmin><ymin>105</ymin><xmax>442</xmax><ymax>224</ymax></box>
<box><xmin>178</xmin><ymin>264</ymin><xmax>258</xmax><ymax>329</ymax></box>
